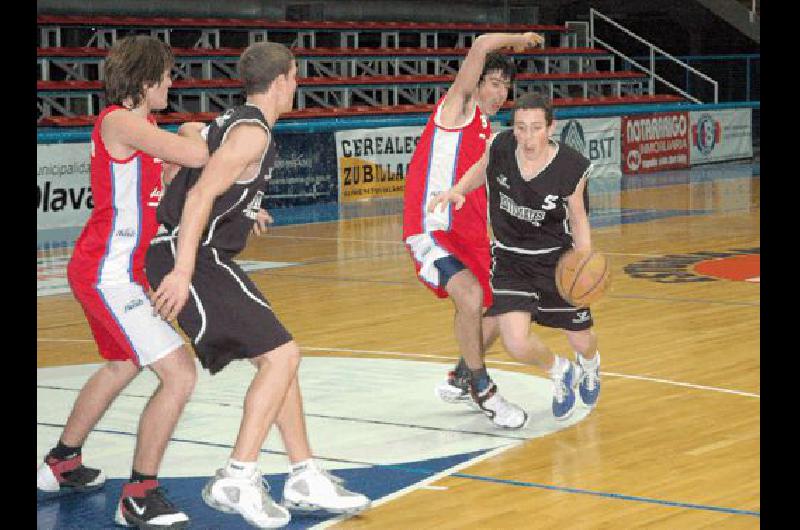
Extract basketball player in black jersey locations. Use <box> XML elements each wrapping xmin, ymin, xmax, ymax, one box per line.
<box><xmin>145</xmin><ymin>42</ymin><xmax>369</xmax><ymax>528</ymax></box>
<box><xmin>429</xmin><ymin>93</ymin><xmax>601</xmax><ymax>421</ymax></box>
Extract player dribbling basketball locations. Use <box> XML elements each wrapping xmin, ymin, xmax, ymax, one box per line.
<box><xmin>429</xmin><ymin>93</ymin><xmax>602</xmax><ymax>420</ymax></box>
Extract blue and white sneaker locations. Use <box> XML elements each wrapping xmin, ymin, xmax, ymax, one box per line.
<box><xmin>552</xmin><ymin>360</ymin><xmax>581</xmax><ymax>420</ymax></box>
<box><xmin>577</xmin><ymin>353</ymin><xmax>601</xmax><ymax>407</ymax></box>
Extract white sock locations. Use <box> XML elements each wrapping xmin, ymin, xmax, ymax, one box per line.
<box><xmin>548</xmin><ymin>355</ymin><xmax>568</xmax><ymax>378</ymax></box>
<box><xmin>578</xmin><ymin>351</ymin><xmax>600</xmax><ymax>370</ymax></box>
<box><xmin>290</xmin><ymin>458</ymin><xmax>315</xmax><ymax>474</ymax></box>
<box><xmin>226</xmin><ymin>458</ymin><xmax>257</xmax><ymax>479</ymax></box>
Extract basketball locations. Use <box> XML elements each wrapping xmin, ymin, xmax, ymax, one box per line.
<box><xmin>555</xmin><ymin>250</ymin><xmax>611</xmax><ymax>307</ymax></box>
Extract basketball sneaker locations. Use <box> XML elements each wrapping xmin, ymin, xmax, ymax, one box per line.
<box><xmin>37</xmin><ymin>453</ymin><xmax>106</xmax><ymax>496</ymax></box>
<box><xmin>471</xmin><ymin>381</ymin><xmax>528</xmax><ymax>429</ymax></box>
<box><xmin>434</xmin><ymin>370</ymin><xmax>473</xmax><ymax>405</ymax></box>
<box><xmin>114</xmin><ymin>479</ymin><xmax>190</xmax><ymax>529</ymax></box>
<box><xmin>577</xmin><ymin>352</ymin><xmax>601</xmax><ymax>407</ymax></box>
<box><xmin>282</xmin><ymin>461</ymin><xmax>370</xmax><ymax>514</ymax></box>
<box><xmin>202</xmin><ymin>467</ymin><xmax>291</xmax><ymax>528</ymax></box>
<box><xmin>552</xmin><ymin>360</ymin><xmax>581</xmax><ymax>420</ymax></box>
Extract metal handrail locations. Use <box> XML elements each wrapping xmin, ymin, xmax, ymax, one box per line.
<box><xmin>590</xmin><ymin>8</ymin><xmax>718</xmax><ymax>103</ymax></box>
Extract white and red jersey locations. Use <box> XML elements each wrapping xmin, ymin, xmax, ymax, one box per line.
<box><xmin>402</xmin><ymin>96</ymin><xmax>491</xmax><ymax>246</ymax></box>
<box><xmin>67</xmin><ymin>105</ymin><xmax>164</xmax><ymax>289</ymax></box>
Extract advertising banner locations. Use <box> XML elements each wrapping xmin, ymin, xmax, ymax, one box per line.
<box><xmin>689</xmin><ymin>109</ymin><xmax>752</xmax><ymax>165</ymax></box>
<box><xmin>335</xmin><ymin>126</ymin><xmax>423</xmax><ymax>203</ymax></box>
<box><xmin>268</xmin><ymin>132</ymin><xmax>338</xmax><ymax>207</ymax></box>
<box><xmin>551</xmin><ymin>116</ymin><xmax>621</xmax><ymax>179</ymax></box>
<box><xmin>621</xmin><ymin>111</ymin><xmax>690</xmax><ymax>174</ymax></box>
<box><xmin>37</xmin><ymin>143</ymin><xmax>93</xmax><ymax>230</ymax></box>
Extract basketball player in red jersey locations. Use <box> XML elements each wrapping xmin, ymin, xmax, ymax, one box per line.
<box><xmin>429</xmin><ymin>94</ymin><xmax>600</xmax><ymax>422</ymax></box>
<box><xmin>402</xmin><ymin>31</ymin><xmax>543</xmax><ymax>429</ymax></box>
<box><xmin>36</xmin><ymin>36</ymin><xmax>208</xmax><ymax>529</ymax></box>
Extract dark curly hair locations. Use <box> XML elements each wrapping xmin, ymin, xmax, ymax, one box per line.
<box><xmin>480</xmin><ymin>52</ymin><xmax>516</xmax><ymax>84</ymax></box>
<box><xmin>103</xmin><ymin>36</ymin><xmax>174</xmax><ymax>109</ymax></box>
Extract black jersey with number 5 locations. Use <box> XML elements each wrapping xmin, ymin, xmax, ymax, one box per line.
<box><xmin>486</xmin><ymin>129</ymin><xmax>591</xmax><ymax>255</ymax></box>
<box><xmin>156</xmin><ymin>103</ymin><xmax>277</xmax><ymax>256</ymax></box>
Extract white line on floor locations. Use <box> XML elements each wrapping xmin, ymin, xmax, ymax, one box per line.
<box><xmin>35</xmin><ymin>340</ymin><xmax>759</xmax><ymax>399</ymax></box>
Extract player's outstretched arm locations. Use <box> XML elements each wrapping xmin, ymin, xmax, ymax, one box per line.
<box><xmin>162</xmin><ymin>122</ymin><xmax>210</xmax><ymax>186</ymax></box>
<box><xmin>102</xmin><ymin>111</ymin><xmax>209</xmax><ymax>168</ymax></box>
<box><xmin>439</xmin><ymin>31</ymin><xmax>543</xmax><ymax>128</ymax></box>
<box><xmin>427</xmin><ymin>149</ymin><xmax>489</xmax><ymax>213</ymax></box>
<box><xmin>152</xmin><ymin>124</ymin><xmax>268</xmax><ymax>321</ymax></box>
<box><xmin>567</xmin><ymin>173</ymin><xmax>592</xmax><ymax>253</ymax></box>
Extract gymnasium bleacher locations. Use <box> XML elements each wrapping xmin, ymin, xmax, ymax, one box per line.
<box><xmin>37</xmin><ymin>14</ymin><xmax>686</xmax><ymax>126</ymax></box>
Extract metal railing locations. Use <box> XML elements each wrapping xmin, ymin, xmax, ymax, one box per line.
<box><xmin>589</xmin><ymin>8</ymin><xmax>718</xmax><ymax>104</ymax></box>
<box><xmin>622</xmin><ymin>54</ymin><xmax>759</xmax><ymax>103</ymax></box>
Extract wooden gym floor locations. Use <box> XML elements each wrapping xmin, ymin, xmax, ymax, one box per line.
<box><xmin>37</xmin><ymin>161</ymin><xmax>759</xmax><ymax>529</ymax></box>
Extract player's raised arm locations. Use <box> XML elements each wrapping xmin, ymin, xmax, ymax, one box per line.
<box><xmin>438</xmin><ymin>31</ymin><xmax>543</xmax><ymax>128</ymax></box>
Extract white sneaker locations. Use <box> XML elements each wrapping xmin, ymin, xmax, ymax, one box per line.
<box><xmin>282</xmin><ymin>461</ymin><xmax>370</xmax><ymax>514</ymax></box>
<box><xmin>577</xmin><ymin>352</ymin><xmax>601</xmax><ymax>407</ymax></box>
<box><xmin>434</xmin><ymin>371</ymin><xmax>479</xmax><ymax>410</ymax></box>
<box><xmin>202</xmin><ymin>467</ymin><xmax>291</xmax><ymax>528</ymax></box>
<box><xmin>473</xmin><ymin>383</ymin><xmax>528</xmax><ymax>429</ymax></box>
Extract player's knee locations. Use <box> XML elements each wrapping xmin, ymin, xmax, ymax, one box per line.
<box><xmin>155</xmin><ymin>347</ymin><xmax>197</xmax><ymax>400</ymax></box>
<box><xmin>172</xmin><ymin>361</ymin><xmax>197</xmax><ymax>402</ymax></box>
<box><xmin>501</xmin><ymin>332</ymin><xmax>530</xmax><ymax>357</ymax></box>
<box><xmin>104</xmin><ymin>359</ymin><xmax>141</xmax><ymax>379</ymax></box>
<box><xmin>269</xmin><ymin>341</ymin><xmax>302</xmax><ymax>373</ymax></box>
<box><xmin>566</xmin><ymin>329</ymin><xmax>595</xmax><ymax>353</ymax></box>
<box><xmin>451</xmin><ymin>281</ymin><xmax>484</xmax><ymax>314</ymax></box>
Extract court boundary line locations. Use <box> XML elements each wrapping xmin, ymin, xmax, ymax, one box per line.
<box><xmin>299</xmin><ymin>347</ymin><xmax>761</xmax><ymax>398</ymax></box>
<box><xmin>38</xmin><ymin>421</ymin><xmax>759</xmax><ymax>521</ymax></box>
<box><xmin>447</xmin><ymin>472</ymin><xmax>760</xmax><ymax>518</ymax></box>
<box><xmin>310</xmin><ymin>443</ymin><xmax>523</xmax><ymax>529</ymax></box>
<box><xmin>35</xmin><ymin>341</ymin><xmax>760</xmax><ymax>398</ymax></box>
<box><xmin>38</xmin><ymin>385</ymin><xmax>530</xmax><ymax>441</ymax></box>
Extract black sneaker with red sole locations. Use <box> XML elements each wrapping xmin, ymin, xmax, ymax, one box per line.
<box><xmin>114</xmin><ymin>480</ymin><xmax>190</xmax><ymax>529</ymax></box>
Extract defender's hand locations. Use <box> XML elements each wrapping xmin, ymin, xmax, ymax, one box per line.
<box><xmin>427</xmin><ymin>190</ymin><xmax>466</xmax><ymax>213</ymax></box>
<box><xmin>252</xmin><ymin>208</ymin><xmax>274</xmax><ymax>236</ymax></box>
<box><xmin>152</xmin><ymin>269</ymin><xmax>192</xmax><ymax>322</ymax></box>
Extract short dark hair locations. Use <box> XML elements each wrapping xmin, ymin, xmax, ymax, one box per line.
<box><xmin>480</xmin><ymin>52</ymin><xmax>516</xmax><ymax>83</ymax></box>
<box><xmin>238</xmin><ymin>42</ymin><xmax>295</xmax><ymax>95</ymax></box>
<box><xmin>104</xmin><ymin>36</ymin><xmax>174</xmax><ymax>108</ymax></box>
<box><xmin>512</xmin><ymin>92</ymin><xmax>554</xmax><ymax>125</ymax></box>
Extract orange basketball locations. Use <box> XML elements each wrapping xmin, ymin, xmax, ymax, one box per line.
<box><xmin>555</xmin><ymin>250</ymin><xmax>611</xmax><ymax>308</ymax></box>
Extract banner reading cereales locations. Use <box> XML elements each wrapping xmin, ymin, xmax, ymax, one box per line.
<box><xmin>689</xmin><ymin>108</ymin><xmax>752</xmax><ymax>165</ymax></box>
<box><xmin>335</xmin><ymin>126</ymin><xmax>423</xmax><ymax>203</ymax></box>
<box><xmin>37</xmin><ymin>143</ymin><xmax>93</xmax><ymax>229</ymax></box>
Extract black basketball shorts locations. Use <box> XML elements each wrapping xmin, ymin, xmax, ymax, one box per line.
<box><xmin>146</xmin><ymin>237</ymin><xmax>293</xmax><ymax>375</ymax></box>
<box><xmin>484</xmin><ymin>245</ymin><xmax>593</xmax><ymax>331</ymax></box>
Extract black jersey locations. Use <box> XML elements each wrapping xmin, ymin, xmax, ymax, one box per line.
<box><xmin>157</xmin><ymin>104</ymin><xmax>277</xmax><ymax>256</ymax></box>
<box><xmin>486</xmin><ymin>130</ymin><xmax>591</xmax><ymax>255</ymax></box>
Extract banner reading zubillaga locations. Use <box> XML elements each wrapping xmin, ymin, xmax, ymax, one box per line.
<box><xmin>335</xmin><ymin>126</ymin><xmax>423</xmax><ymax>203</ymax></box>
<box><xmin>689</xmin><ymin>109</ymin><xmax>752</xmax><ymax>165</ymax></box>
<box><xmin>37</xmin><ymin>143</ymin><xmax>93</xmax><ymax>230</ymax></box>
